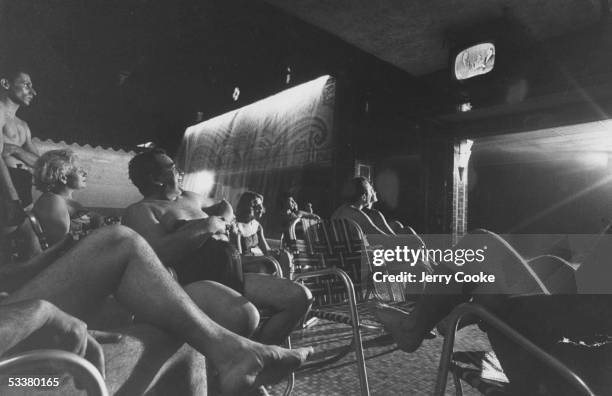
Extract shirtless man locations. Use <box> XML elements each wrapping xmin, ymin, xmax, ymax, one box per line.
<box><xmin>0</xmin><ymin>222</ymin><xmax>310</xmax><ymax>395</ymax></box>
<box><xmin>0</xmin><ymin>69</ymin><xmax>39</xmax><ymax>207</ymax></box>
<box><xmin>0</xmin><ymin>139</ymin><xmax>310</xmax><ymax>395</ymax></box>
<box><xmin>123</xmin><ymin>149</ymin><xmax>312</xmax><ymax>345</ymax></box>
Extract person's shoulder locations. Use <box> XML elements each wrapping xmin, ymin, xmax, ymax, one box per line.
<box><xmin>124</xmin><ymin>199</ymin><xmax>152</xmax><ymax>218</ymax></box>
<box><xmin>331</xmin><ymin>204</ymin><xmax>353</xmax><ymax>218</ymax></box>
<box><xmin>35</xmin><ymin>192</ymin><xmax>66</xmax><ymax>207</ymax></box>
<box><xmin>33</xmin><ymin>193</ymin><xmax>68</xmax><ymax>216</ymax></box>
<box><xmin>124</xmin><ymin>199</ymin><xmax>152</xmax><ymax>215</ymax></box>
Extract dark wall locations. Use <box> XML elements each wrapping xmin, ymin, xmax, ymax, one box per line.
<box><xmin>2</xmin><ymin>0</ymin><xmax>435</xmax><ymax>226</ymax></box>
<box><xmin>0</xmin><ymin>0</ymin><xmax>425</xmax><ymax>150</ymax></box>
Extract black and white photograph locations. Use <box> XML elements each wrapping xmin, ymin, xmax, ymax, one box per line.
<box><xmin>2</xmin><ymin>0</ymin><xmax>612</xmax><ymax>395</ymax></box>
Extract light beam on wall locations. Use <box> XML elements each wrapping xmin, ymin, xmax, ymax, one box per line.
<box><xmin>183</xmin><ymin>170</ymin><xmax>216</xmax><ymax>196</ymax></box>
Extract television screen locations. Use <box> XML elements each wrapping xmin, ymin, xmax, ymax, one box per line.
<box><xmin>454</xmin><ymin>42</ymin><xmax>495</xmax><ymax>80</ymax></box>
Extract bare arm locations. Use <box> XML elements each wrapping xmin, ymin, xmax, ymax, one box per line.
<box><xmin>3</xmin><ymin>143</ymin><xmax>39</xmax><ymax>168</ymax></box>
<box><xmin>201</xmin><ymin>198</ymin><xmax>234</xmax><ymax>221</ymax></box>
<box><xmin>123</xmin><ymin>204</ymin><xmax>226</xmax><ymax>266</ymax></box>
<box><xmin>23</xmin><ymin>123</ymin><xmax>39</xmax><ymax>156</ymax></box>
<box><xmin>0</xmin><ymin>300</ymin><xmax>104</xmax><ymax>375</ymax></box>
<box><xmin>0</xmin><ymin>116</ymin><xmax>19</xmax><ymax>201</ymax></box>
<box><xmin>33</xmin><ymin>194</ymin><xmax>71</xmax><ymax>246</ymax></box>
<box><xmin>0</xmin><ymin>127</ymin><xmax>22</xmax><ymax>235</ymax></box>
<box><xmin>0</xmin><ymin>300</ymin><xmax>53</xmax><ymax>356</ymax></box>
<box><xmin>2</xmin><ymin>123</ymin><xmax>39</xmax><ymax>167</ymax></box>
<box><xmin>257</xmin><ymin>223</ymin><xmax>270</xmax><ymax>254</ymax></box>
<box><xmin>296</xmin><ymin>210</ymin><xmax>320</xmax><ymax>220</ymax></box>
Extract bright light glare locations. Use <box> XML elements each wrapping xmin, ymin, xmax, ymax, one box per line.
<box><xmin>580</xmin><ymin>152</ymin><xmax>609</xmax><ymax>169</ymax></box>
<box><xmin>183</xmin><ymin>170</ymin><xmax>216</xmax><ymax>196</ymax></box>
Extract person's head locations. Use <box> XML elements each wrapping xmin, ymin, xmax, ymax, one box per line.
<box><xmin>34</xmin><ymin>149</ymin><xmax>87</xmax><ymax>193</ymax></box>
<box><xmin>278</xmin><ymin>192</ymin><xmax>298</xmax><ymax>212</ymax></box>
<box><xmin>235</xmin><ymin>191</ymin><xmax>265</xmax><ymax>222</ymax></box>
<box><xmin>128</xmin><ymin>148</ymin><xmax>181</xmax><ymax>197</ymax></box>
<box><xmin>344</xmin><ymin>177</ymin><xmax>376</xmax><ymax>209</ymax></box>
<box><xmin>0</xmin><ymin>69</ymin><xmax>36</xmax><ymax>107</ymax></box>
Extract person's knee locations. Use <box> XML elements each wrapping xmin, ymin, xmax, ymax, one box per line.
<box><xmin>286</xmin><ymin>282</ymin><xmax>313</xmax><ymax>316</ymax></box>
<box><xmin>235</xmin><ymin>301</ymin><xmax>260</xmax><ymax>337</ymax></box>
<box><xmin>93</xmin><ymin>225</ymin><xmax>140</xmax><ymax>246</ymax></box>
<box><xmin>104</xmin><ymin>225</ymin><xmax>152</xmax><ymax>255</ymax></box>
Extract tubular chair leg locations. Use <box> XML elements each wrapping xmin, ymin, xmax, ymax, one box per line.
<box><xmin>434</xmin><ymin>303</ymin><xmax>596</xmax><ymax>396</ymax></box>
<box><xmin>451</xmin><ymin>364</ymin><xmax>464</xmax><ymax>396</ymax></box>
<box><xmin>283</xmin><ymin>336</ymin><xmax>295</xmax><ymax>396</ymax></box>
<box><xmin>0</xmin><ymin>349</ymin><xmax>108</xmax><ymax>396</ymax></box>
<box><xmin>295</xmin><ymin>268</ymin><xmax>371</xmax><ymax>396</ymax></box>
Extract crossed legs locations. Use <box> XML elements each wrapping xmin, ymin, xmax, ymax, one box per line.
<box><xmin>2</xmin><ymin>226</ymin><xmax>311</xmax><ymax>395</ymax></box>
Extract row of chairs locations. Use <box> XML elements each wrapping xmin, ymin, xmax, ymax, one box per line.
<box><xmin>282</xmin><ymin>218</ymin><xmax>599</xmax><ymax>396</ymax></box>
<box><xmin>284</xmin><ymin>217</ymin><xmax>432</xmax><ymax>395</ymax></box>
<box><xmin>2</xmin><ymin>217</ymin><xmax>600</xmax><ymax>395</ymax></box>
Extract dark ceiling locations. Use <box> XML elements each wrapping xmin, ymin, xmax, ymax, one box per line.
<box><xmin>1</xmin><ymin>0</ymin><xmax>610</xmax><ymax>151</ymax></box>
<box><xmin>263</xmin><ymin>0</ymin><xmax>602</xmax><ymax>76</ymax></box>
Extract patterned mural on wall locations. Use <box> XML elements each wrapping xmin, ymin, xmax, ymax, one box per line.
<box><xmin>177</xmin><ymin>75</ymin><xmax>335</xmax><ymax>197</ymax></box>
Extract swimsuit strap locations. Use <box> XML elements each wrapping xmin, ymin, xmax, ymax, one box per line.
<box><xmin>26</xmin><ymin>211</ymin><xmax>49</xmax><ymax>250</ymax></box>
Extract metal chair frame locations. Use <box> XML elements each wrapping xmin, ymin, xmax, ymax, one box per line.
<box><xmin>435</xmin><ymin>303</ymin><xmax>595</xmax><ymax>396</ymax></box>
<box><xmin>0</xmin><ymin>349</ymin><xmax>108</xmax><ymax>396</ymax></box>
<box><xmin>289</xmin><ymin>218</ymin><xmax>431</xmax><ymax>396</ymax></box>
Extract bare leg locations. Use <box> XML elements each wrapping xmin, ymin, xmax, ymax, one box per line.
<box><xmin>183</xmin><ymin>281</ymin><xmax>259</xmax><ymax>337</ymax></box>
<box><xmin>243</xmin><ymin>273</ymin><xmax>312</xmax><ymax>344</ymax></box>
<box><xmin>0</xmin><ymin>324</ymin><xmax>207</xmax><ymax>396</ymax></box>
<box><xmin>3</xmin><ymin>226</ymin><xmax>312</xmax><ymax>395</ymax></box>
<box><xmin>374</xmin><ymin>265</ymin><xmax>466</xmax><ymax>352</ymax></box>
<box><xmin>375</xmin><ymin>229</ymin><xmax>552</xmax><ymax>352</ymax></box>
<box><xmin>104</xmin><ymin>325</ymin><xmax>207</xmax><ymax>396</ymax></box>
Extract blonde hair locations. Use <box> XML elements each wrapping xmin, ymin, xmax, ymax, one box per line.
<box><xmin>34</xmin><ymin>149</ymin><xmax>79</xmax><ymax>192</ymax></box>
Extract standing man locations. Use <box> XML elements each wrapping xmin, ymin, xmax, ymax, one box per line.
<box><xmin>1</xmin><ymin>68</ymin><xmax>39</xmax><ymax>207</ymax></box>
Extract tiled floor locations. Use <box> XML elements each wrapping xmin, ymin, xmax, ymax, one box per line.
<box><xmin>270</xmin><ymin>319</ymin><xmax>491</xmax><ymax>396</ymax></box>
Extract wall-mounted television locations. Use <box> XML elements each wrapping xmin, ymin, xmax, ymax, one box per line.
<box><xmin>453</xmin><ymin>42</ymin><xmax>495</xmax><ymax>81</ymax></box>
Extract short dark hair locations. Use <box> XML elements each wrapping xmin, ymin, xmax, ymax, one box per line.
<box><xmin>343</xmin><ymin>177</ymin><xmax>370</xmax><ymax>203</ymax></box>
<box><xmin>277</xmin><ymin>191</ymin><xmax>293</xmax><ymax>208</ymax></box>
<box><xmin>1</xmin><ymin>67</ymin><xmax>29</xmax><ymax>83</ymax></box>
<box><xmin>128</xmin><ymin>148</ymin><xmax>167</xmax><ymax>195</ymax></box>
<box><xmin>235</xmin><ymin>191</ymin><xmax>264</xmax><ymax>222</ymax></box>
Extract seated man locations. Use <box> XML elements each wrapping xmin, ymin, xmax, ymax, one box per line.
<box><xmin>0</xmin><ymin>142</ymin><xmax>311</xmax><ymax>395</ymax></box>
<box><xmin>123</xmin><ymin>149</ymin><xmax>312</xmax><ymax>345</ymax></box>
<box><xmin>0</xmin><ymin>300</ymin><xmax>207</xmax><ymax>396</ymax></box>
<box><xmin>0</xmin><ymin>224</ymin><xmax>311</xmax><ymax>396</ymax></box>
<box><xmin>331</xmin><ymin>176</ymin><xmax>393</xmax><ymax>235</ymax></box>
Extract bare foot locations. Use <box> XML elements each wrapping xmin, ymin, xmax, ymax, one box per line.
<box><xmin>373</xmin><ymin>302</ymin><xmax>428</xmax><ymax>352</ymax></box>
<box><xmin>217</xmin><ymin>341</ymin><xmax>312</xmax><ymax>395</ymax></box>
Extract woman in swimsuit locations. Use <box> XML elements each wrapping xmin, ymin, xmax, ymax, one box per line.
<box><xmin>234</xmin><ymin>191</ymin><xmax>293</xmax><ymax>277</ymax></box>
<box><xmin>32</xmin><ymin>149</ymin><xmax>103</xmax><ymax>246</ymax></box>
